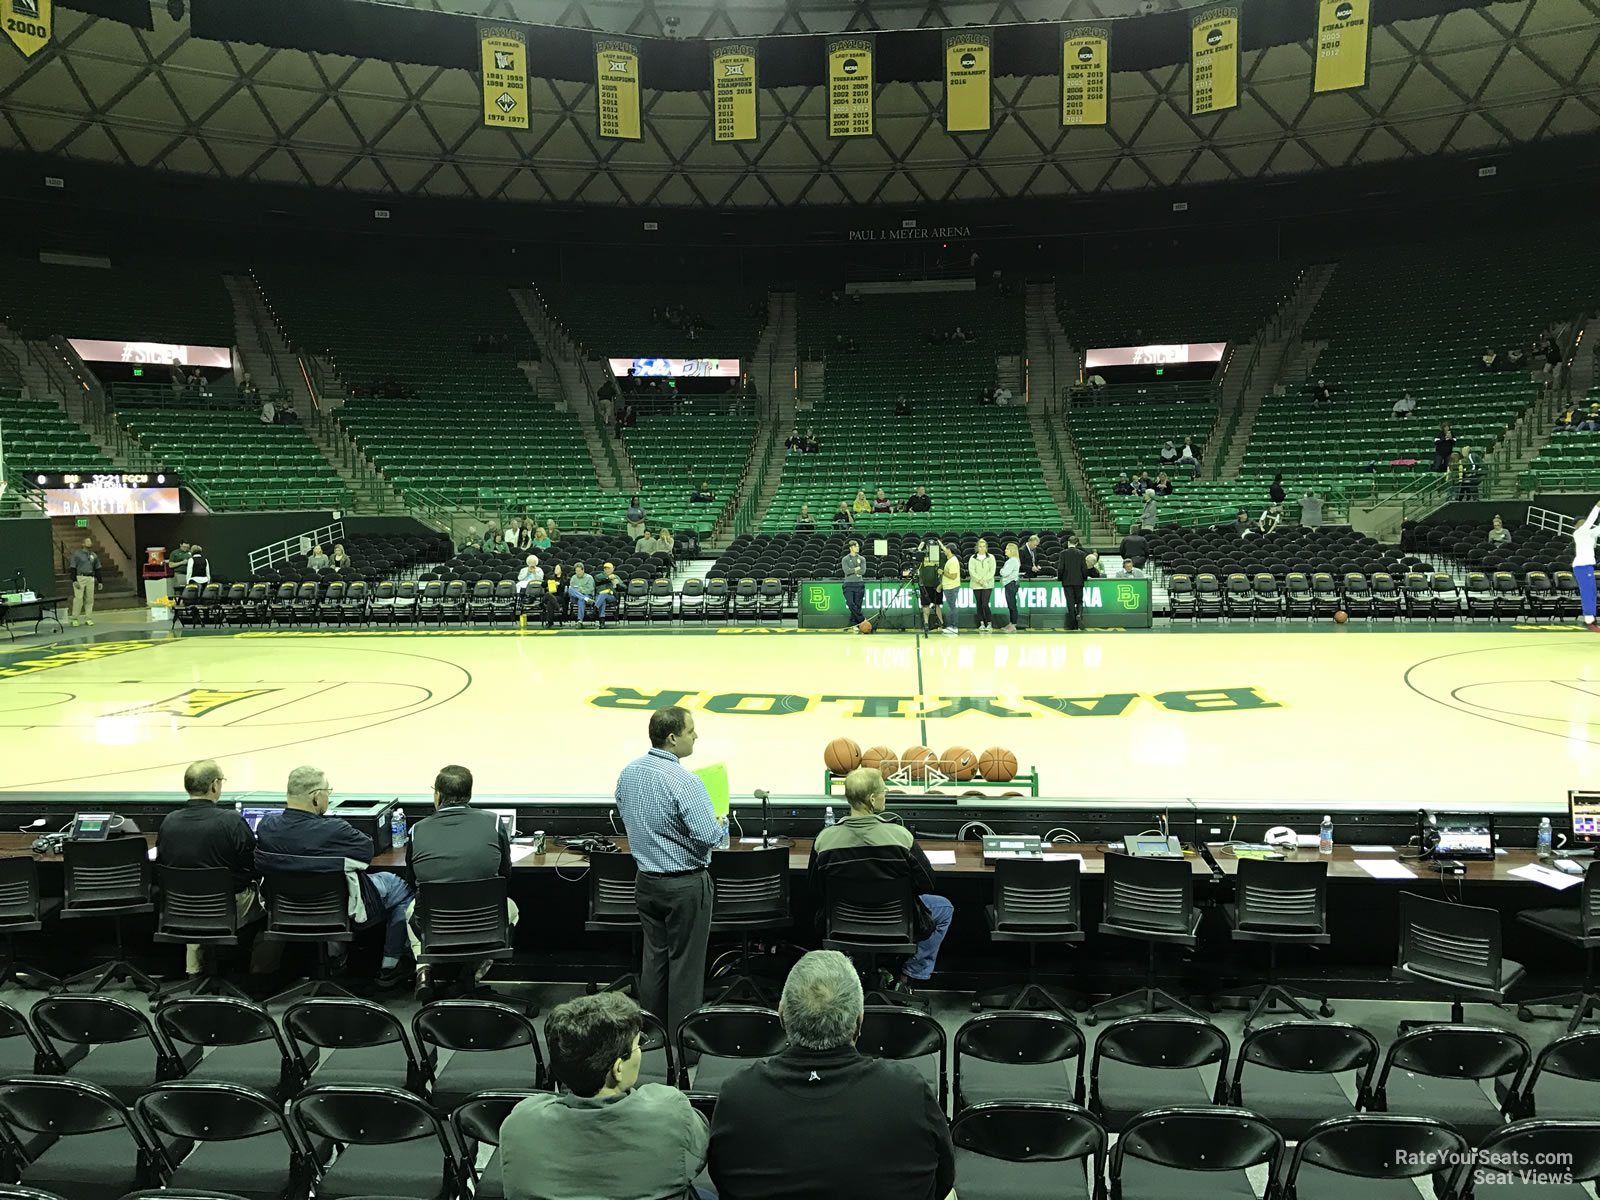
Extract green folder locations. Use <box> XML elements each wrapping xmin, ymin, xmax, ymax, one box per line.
<box><xmin>694</xmin><ymin>762</ymin><xmax>730</xmax><ymax>820</ymax></box>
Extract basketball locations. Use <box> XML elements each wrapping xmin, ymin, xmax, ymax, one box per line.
<box><xmin>940</xmin><ymin>745</ymin><xmax>977</xmax><ymax>780</ymax></box>
<box><xmin>902</xmin><ymin>745</ymin><xmax>934</xmax><ymax>766</ymax></box>
<box><xmin>978</xmin><ymin>746</ymin><xmax>1019</xmax><ymax>782</ymax></box>
<box><xmin>1334</xmin><ymin>610</ymin><xmax>1349</xmax><ymax>624</ymax></box>
<box><xmin>861</xmin><ymin>745</ymin><xmax>898</xmax><ymax>776</ymax></box>
<box><xmin>823</xmin><ymin>737</ymin><xmax>862</xmax><ymax>775</ymax></box>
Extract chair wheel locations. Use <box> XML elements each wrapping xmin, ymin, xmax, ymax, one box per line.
<box><xmin>585</xmin><ymin>982</ymin><xmax>599</xmax><ymax>995</ymax></box>
<box><xmin>1517</xmin><ymin>1006</ymin><xmax>1535</xmax><ymax>1023</ymax></box>
<box><xmin>1083</xmin><ymin>1013</ymin><xmax>1098</xmax><ymax>1027</ymax></box>
<box><xmin>1319</xmin><ymin>1003</ymin><xmax>1334</xmax><ymax>1018</ymax></box>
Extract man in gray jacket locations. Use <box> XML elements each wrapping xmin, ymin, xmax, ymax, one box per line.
<box><xmin>499</xmin><ymin>991</ymin><xmax>708</xmax><ymax>1200</ymax></box>
<box><xmin>841</xmin><ymin>539</ymin><xmax>867</xmax><ymax>627</ymax></box>
<box><xmin>69</xmin><ymin>537</ymin><xmax>100</xmax><ymax>627</ymax></box>
<box><xmin>566</xmin><ymin>562</ymin><xmax>598</xmax><ymax>623</ymax></box>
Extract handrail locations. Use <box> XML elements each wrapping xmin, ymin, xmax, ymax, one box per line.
<box><xmin>248</xmin><ymin>521</ymin><xmax>346</xmax><ymax>574</ymax></box>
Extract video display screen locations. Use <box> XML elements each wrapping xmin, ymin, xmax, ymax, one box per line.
<box><xmin>608</xmin><ymin>357</ymin><xmax>740</xmax><ymax>378</ymax></box>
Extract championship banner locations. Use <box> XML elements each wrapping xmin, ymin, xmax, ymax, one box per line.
<box><xmin>711</xmin><ymin>42</ymin><xmax>758</xmax><ymax>142</ymax></box>
<box><xmin>479</xmin><ymin>23</ymin><xmax>529</xmax><ymax>130</ymax></box>
<box><xmin>2</xmin><ymin>0</ymin><xmax>51</xmax><ymax>59</ymax></box>
<box><xmin>800</xmin><ymin>579</ymin><xmax>1153</xmax><ymax>630</ymax></box>
<box><xmin>594</xmin><ymin>36</ymin><xmax>641</xmax><ymax>140</ymax></box>
<box><xmin>1314</xmin><ymin>0</ymin><xmax>1372</xmax><ymax>93</ymax></box>
<box><xmin>1190</xmin><ymin>4</ymin><xmax>1239</xmax><ymax>116</ymax></box>
<box><xmin>826</xmin><ymin>35</ymin><xmax>874</xmax><ymax>139</ymax></box>
<box><xmin>943</xmin><ymin>31</ymin><xmax>992</xmax><ymax>133</ymax></box>
<box><xmin>1060</xmin><ymin>24</ymin><xmax>1110</xmax><ymax>127</ymax></box>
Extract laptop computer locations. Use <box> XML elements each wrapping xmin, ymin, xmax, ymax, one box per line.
<box><xmin>1426</xmin><ymin>811</ymin><xmax>1496</xmax><ymax>860</ymax></box>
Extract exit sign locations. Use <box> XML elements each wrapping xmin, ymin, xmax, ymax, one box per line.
<box><xmin>75</xmin><ymin>519</ymin><xmax>89</xmax><ymax>528</ymax></box>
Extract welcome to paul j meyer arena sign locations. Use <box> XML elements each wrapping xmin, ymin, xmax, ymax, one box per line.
<box><xmin>799</xmin><ymin>579</ymin><xmax>1152</xmax><ymax>629</ymax></box>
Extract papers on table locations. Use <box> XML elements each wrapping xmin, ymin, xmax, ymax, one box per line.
<box><xmin>1509</xmin><ymin>863</ymin><xmax>1582</xmax><ymax>891</ymax></box>
<box><xmin>1349</xmin><ymin>845</ymin><xmax>1395</xmax><ymax>853</ymax></box>
<box><xmin>924</xmin><ymin>850</ymin><xmax>958</xmax><ymax>865</ymax></box>
<box><xmin>508</xmin><ymin>844</ymin><xmax>542</xmax><ymax>864</ymax></box>
<box><xmin>1356</xmin><ymin>859</ymin><xmax>1417</xmax><ymax>880</ymax></box>
<box><xmin>1043</xmin><ymin>852</ymin><xmax>1085</xmax><ymax>862</ymax></box>
<box><xmin>738</xmin><ymin>838</ymin><xmax>771</xmax><ymax>845</ymax></box>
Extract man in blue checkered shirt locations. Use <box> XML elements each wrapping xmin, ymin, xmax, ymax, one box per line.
<box><xmin>615</xmin><ymin>706</ymin><xmax>722</xmax><ymax>1044</ymax></box>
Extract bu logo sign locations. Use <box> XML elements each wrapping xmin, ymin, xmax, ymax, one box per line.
<box><xmin>724</xmin><ymin>62</ymin><xmax>746</xmax><ymax>76</ymax></box>
<box><xmin>493</xmin><ymin>50</ymin><xmax>515</xmax><ymax>70</ymax></box>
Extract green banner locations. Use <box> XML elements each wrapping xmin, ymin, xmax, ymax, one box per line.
<box><xmin>799</xmin><ymin>579</ymin><xmax>1152</xmax><ymax>629</ymax></box>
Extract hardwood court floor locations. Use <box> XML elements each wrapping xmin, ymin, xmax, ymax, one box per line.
<box><xmin>0</xmin><ymin>626</ymin><xmax>1594</xmax><ymax>802</ymax></box>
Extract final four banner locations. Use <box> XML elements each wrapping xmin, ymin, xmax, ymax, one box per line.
<box><xmin>594</xmin><ymin>36</ymin><xmax>642</xmax><ymax>140</ymax></box>
<box><xmin>943</xmin><ymin>31</ymin><xmax>992</xmax><ymax>133</ymax></box>
<box><xmin>1060</xmin><ymin>24</ymin><xmax>1110</xmax><ymax>127</ymax></box>
<box><xmin>1190</xmin><ymin>4</ymin><xmax>1239</xmax><ymax>116</ymax></box>
<box><xmin>1314</xmin><ymin>0</ymin><xmax>1372</xmax><ymax>93</ymax></box>
<box><xmin>826</xmin><ymin>35</ymin><xmax>875</xmax><ymax>138</ymax></box>
<box><xmin>2</xmin><ymin>0</ymin><xmax>51</xmax><ymax>58</ymax></box>
<box><xmin>711</xmin><ymin>42</ymin><xmax>759</xmax><ymax>142</ymax></box>
<box><xmin>478</xmin><ymin>23</ymin><xmax>529</xmax><ymax>130</ymax></box>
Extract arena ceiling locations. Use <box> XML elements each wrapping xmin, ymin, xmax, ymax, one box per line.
<box><xmin>0</xmin><ymin>0</ymin><xmax>1595</xmax><ymax>207</ymax></box>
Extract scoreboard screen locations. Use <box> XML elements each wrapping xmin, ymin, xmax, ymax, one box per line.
<box><xmin>34</xmin><ymin>473</ymin><xmax>183</xmax><ymax>516</ymax></box>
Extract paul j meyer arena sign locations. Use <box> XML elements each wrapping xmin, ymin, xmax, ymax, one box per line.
<box><xmin>799</xmin><ymin>579</ymin><xmax>1152</xmax><ymax>629</ymax></box>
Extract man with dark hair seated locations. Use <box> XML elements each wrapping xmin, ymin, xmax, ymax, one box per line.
<box><xmin>708</xmin><ymin>949</ymin><xmax>955</xmax><ymax>1200</ymax></box>
<box><xmin>498</xmin><ymin>991</ymin><xmax>710</xmax><ymax>1200</ymax></box>
<box><xmin>405</xmin><ymin>764</ymin><xmax>518</xmax><ymax>1000</ymax></box>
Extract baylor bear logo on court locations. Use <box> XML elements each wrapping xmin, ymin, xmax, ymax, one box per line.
<box><xmin>112</xmin><ymin>688</ymin><xmax>279</xmax><ymax>719</ymax></box>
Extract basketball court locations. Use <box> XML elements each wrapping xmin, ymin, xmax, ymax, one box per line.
<box><xmin>0</xmin><ymin>623</ymin><xmax>1594</xmax><ymax>805</ymax></box>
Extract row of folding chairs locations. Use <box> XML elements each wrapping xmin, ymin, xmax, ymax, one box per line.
<box><xmin>173</xmin><ymin>577</ymin><xmax>793</xmax><ymax>627</ymax></box>
<box><xmin>1170</xmin><ymin>570</ymin><xmax>1585</xmax><ymax>621</ymax></box>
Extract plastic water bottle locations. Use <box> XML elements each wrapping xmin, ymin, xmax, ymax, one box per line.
<box><xmin>1538</xmin><ymin>817</ymin><xmax>1553</xmax><ymax>862</ymax></box>
<box><xmin>390</xmin><ymin>805</ymin><xmax>407</xmax><ymax>850</ymax></box>
<box><xmin>823</xmin><ymin>806</ymin><xmax>836</xmax><ymax>829</ymax></box>
<box><xmin>718</xmin><ymin>816</ymin><xmax>731</xmax><ymax>851</ymax></box>
<box><xmin>1319</xmin><ymin>814</ymin><xmax>1333</xmax><ymax>856</ymax></box>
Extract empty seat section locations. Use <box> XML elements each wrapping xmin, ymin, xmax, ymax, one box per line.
<box><xmin>0</xmin><ymin>254</ymin><xmax>234</xmax><ymax>345</ymax></box>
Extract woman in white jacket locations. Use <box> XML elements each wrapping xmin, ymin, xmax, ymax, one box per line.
<box><xmin>999</xmin><ymin>542</ymin><xmax>1022</xmax><ymax>632</ymax></box>
<box><xmin>968</xmin><ymin>538</ymin><xmax>997</xmax><ymax>633</ymax></box>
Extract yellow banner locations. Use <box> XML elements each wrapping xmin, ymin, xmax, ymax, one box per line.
<box><xmin>826</xmin><ymin>36</ymin><xmax>874</xmax><ymax>139</ymax></box>
<box><xmin>944</xmin><ymin>31</ymin><xmax>993</xmax><ymax>133</ymax></box>
<box><xmin>1061</xmin><ymin>25</ymin><xmax>1109</xmax><ymax>127</ymax></box>
<box><xmin>712</xmin><ymin>42</ymin><xmax>758</xmax><ymax>142</ymax></box>
<box><xmin>2</xmin><ymin>0</ymin><xmax>51</xmax><ymax>59</ymax></box>
<box><xmin>595</xmin><ymin>37</ymin><xmax>641</xmax><ymax>140</ymax></box>
<box><xmin>1314</xmin><ymin>0</ymin><xmax>1372</xmax><ymax>93</ymax></box>
<box><xmin>480</xmin><ymin>24</ymin><xmax>529</xmax><ymax>130</ymax></box>
<box><xmin>1190</xmin><ymin>5</ymin><xmax>1240</xmax><ymax>116</ymax></box>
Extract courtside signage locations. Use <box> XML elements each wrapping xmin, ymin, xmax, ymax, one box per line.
<box><xmin>799</xmin><ymin>578</ymin><xmax>1152</xmax><ymax>629</ymax></box>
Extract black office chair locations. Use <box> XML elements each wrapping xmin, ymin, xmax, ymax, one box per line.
<box><xmin>583</xmin><ymin>853</ymin><xmax>639</xmax><ymax>996</ymax></box>
<box><xmin>412</xmin><ymin>1000</ymin><xmax>545</xmax><ymax>1111</ymax></box>
<box><xmin>153</xmin><ymin>866</ymin><xmax>250</xmax><ymax>1000</ymax></box>
<box><xmin>1216</xmin><ymin>858</ymin><xmax>1333</xmax><ymax>1027</ymax></box>
<box><xmin>821</xmin><ymin>875</ymin><xmax>925</xmax><ymax>1009</ymax></box>
<box><xmin>451</xmin><ymin>1089</ymin><xmax>544</xmax><ymax>1200</ymax></box>
<box><xmin>289</xmin><ymin>1085</ymin><xmax>459</xmax><ymax>1200</ymax></box>
<box><xmin>1463</xmin><ymin>1118</ymin><xmax>1600</xmax><ymax>1198</ymax></box>
<box><xmin>0</xmin><ymin>857</ymin><xmax>62</xmax><ymax>992</ymax></box>
<box><xmin>1087</xmin><ymin>852</ymin><xmax>1202</xmax><ymax>1024</ymax></box>
<box><xmin>708</xmin><ymin>847</ymin><xmax>790</xmax><ymax>1006</ymax></box>
<box><xmin>1088</xmin><ymin>1014</ymin><xmax>1230</xmax><ymax>1134</ymax></box>
<box><xmin>858</xmin><ymin>1006</ymin><xmax>948</xmax><ymax>1112</ymax></box>
<box><xmin>950</xmin><ymin>1101</ymin><xmax>1105</xmax><ymax>1200</ymax></box>
<box><xmin>1228</xmin><ymin>1020</ymin><xmax>1378</xmax><ymax>1141</ymax></box>
<box><xmin>972</xmin><ymin>859</ymin><xmax>1086</xmax><ymax>1019</ymax></box>
<box><xmin>1498</xmin><ymin>1029</ymin><xmax>1600</xmax><ymax>1121</ymax></box>
<box><xmin>31</xmin><ymin>994</ymin><xmax>199</xmax><ymax>1105</ymax></box>
<box><xmin>1371</xmin><ymin>1025</ymin><xmax>1530</xmax><ymax>1146</ymax></box>
<box><xmin>134</xmin><ymin>1081</ymin><xmax>315</xmax><ymax>1200</ymax></box>
<box><xmin>1284</xmin><ymin>1113</ymin><xmax>1468</xmax><ymax>1200</ymax></box>
<box><xmin>1395</xmin><ymin>892</ymin><xmax>1525</xmax><ymax>1031</ymax></box>
<box><xmin>0</xmin><ymin>1076</ymin><xmax>168</xmax><ymax>1200</ymax></box>
<box><xmin>60</xmin><ymin>838</ymin><xmax>159</xmax><ymax>996</ymax></box>
<box><xmin>953</xmin><ymin>1012</ymin><xmax>1085</xmax><ymax>1112</ymax></box>
<box><xmin>1515</xmin><ymin>860</ymin><xmax>1600</xmax><ymax>1032</ymax></box>
<box><xmin>1110</xmin><ymin>1106</ymin><xmax>1283</xmax><ymax>1199</ymax></box>
<box><xmin>258</xmin><ymin>864</ymin><xmax>355</xmax><ymax>1004</ymax></box>
<box><xmin>154</xmin><ymin>996</ymin><xmax>308</xmax><ymax>1104</ymax></box>
<box><xmin>412</xmin><ymin>877</ymin><xmax>513</xmax><ymax>999</ymax></box>
<box><xmin>675</xmin><ymin>1004</ymin><xmax>787</xmax><ymax>1094</ymax></box>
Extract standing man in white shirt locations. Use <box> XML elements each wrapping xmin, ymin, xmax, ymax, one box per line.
<box><xmin>1574</xmin><ymin>503</ymin><xmax>1599</xmax><ymax>631</ymax></box>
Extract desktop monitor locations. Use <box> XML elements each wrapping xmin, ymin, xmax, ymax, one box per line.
<box><xmin>1570</xmin><ymin>791</ymin><xmax>1600</xmax><ymax>845</ymax></box>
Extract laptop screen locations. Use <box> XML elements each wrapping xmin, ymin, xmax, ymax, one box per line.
<box><xmin>240</xmin><ymin>807</ymin><xmax>278</xmax><ymax>832</ymax></box>
<box><xmin>1434</xmin><ymin>814</ymin><xmax>1494</xmax><ymax>857</ymax></box>
<box><xmin>487</xmin><ymin>809</ymin><xmax>519</xmax><ymax>836</ymax></box>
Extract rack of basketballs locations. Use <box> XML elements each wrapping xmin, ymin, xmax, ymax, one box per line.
<box><xmin>821</xmin><ymin>738</ymin><xmax>1039</xmax><ymax>797</ymax></box>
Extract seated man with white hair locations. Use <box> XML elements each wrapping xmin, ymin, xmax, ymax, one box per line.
<box><xmin>255</xmin><ymin>764</ymin><xmax>415</xmax><ymax>988</ymax></box>
<box><xmin>708</xmin><ymin>949</ymin><xmax>955</xmax><ymax>1200</ymax></box>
